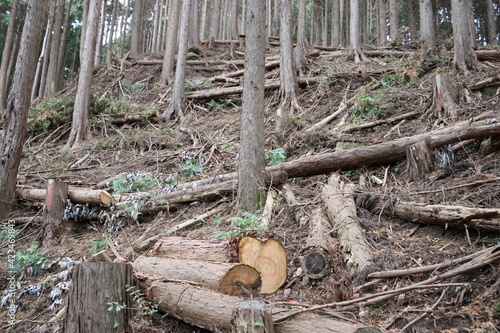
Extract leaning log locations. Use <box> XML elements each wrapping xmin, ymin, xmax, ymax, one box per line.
<box><xmin>139</xmin><ymin>277</ymin><xmax>381</xmax><ymax>332</ymax></box>
<box><xmin>132</xmin><ymin>256</ymin><xmax>261</xmax><ymax>296</ymax></box>
<box><xmin>322</xmin><ymin>174</ymin><xmax>373</xmax><ymax>275</ymax></box>
<box><xmin>270</xmin><ymin>114</ymin><xmax>500</xmax><ymax>178</ymax></box>
<box><xmin>64</xmin><ymin>263</ymin><xmax>133</xmax><ymax>333</ymax></box>
<box><xmin>385</xmin><ymin>201</ymin><xmax>500</xmax><ymax>232</ymax></box>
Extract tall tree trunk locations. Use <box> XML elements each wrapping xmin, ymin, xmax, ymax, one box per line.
<box><xmin>64</xmin><ymin>0</ymin><xmax>102</xmax><ymax>150</ymax></box>
<box><xmin>276</xmin><ymin>0</ymin><xmax>301</xmax><ymax>141</ymax></box>
<box><xmin>130</xmin><ymin>0</ymin><xmax>144</xmax><ymax>57</ymax></box>
<box><xmin>0</xmin><ymin>0</ymin><xmax>50</xmax><ymax>221</ymax></box>
<box><xmin>151</xmin><ymin>0</ymin><xmax>162</xmax><ymax>52</ymax></box>
<box><xmin>209</xmin><ymin>0</ymin><xmax>222</xmax><ymax>47</ymax></box>
<box><xmin>45</xmin><ymin>0</ymin><xmax>65</xmax><ymax>97</ymax></box>
<box><xmin>332</xmin><ymin>0</ymin><xmax>340</xmax><ymax>46</ymax></box>
<box><xmin>160</xmin><ymin>0</ymin><xmax>191</xmax><ymax>120</ymax></box>
<box><xmin>0</xmin><ymin>0</ymin><xmax>20</xmax><ymax>112</ymax></box>
<box><xmin>106</xmin><ymin>0</ymin><xmax>119</xmax><ymax>68</ymax></box>
<box><xmin>295</xmin><ymin>0</ymin><xmax>308</xmax><ymax>75</ymax></box>
<box><xmin>200</xmin><ymin>0</ymin><xmax>208</xmax><ymax>40</ymax></box>
<box><xmin>451</xmin><ymin>0</ymin><xmax>479</xmax><ymax>71</ymax></box>
<box><xmin>407</xmin><ymin>0</ymin><xmax>418</xmax><ymax>42</ymax></box>
<box><xmin>237</xmin><ymin>0</ymin><xmax>266</xmax><ymax>213</ymax></box>
<box><xmin>38</xmin><ymin>1</ymin><xmax>57</xmax><ymax>99</ymax></box>
<box><xmin>189</xmin><ymin>0</ymin><xmax>200</xmax><ymax>47</ymax></box>
<box><xmin>349</xmin><ymin>0</ymin><xmax>366</xmax><ymax>63</ymax></box>
<box><xmin>388</xmin><ymin>0</ymin><xmax>399</xmax><ymax>43</ymax></box>
<box><xmin>419</xmin><ymin>0</ymin><xmax>437</xmax><ymax>58</ymax></box>
<box><xmin>484</xmin><ymin>0</ymin><xmax>497</xmax><ymax>46</ymax></box>
<box><xmin>160</xmin><ymin>0</ymin><xmax>181</xmax><ymax>86</ymax></box>
<box><xmin>95</xmin><ymin>0</ymin><xmax>106</xmax><ymax>65</ymax></box>
<box><xmin>56</xmin><ymin>0</ymin><xmax>73</xmax><ymax>91</ymax></box>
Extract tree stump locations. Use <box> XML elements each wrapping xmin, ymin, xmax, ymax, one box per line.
<box><xmin>232</xmin><ymin>300</ymin><xmax>275</xmax><ymax>333</ymax></box>
<box><xmin>406</xmin><ymin>140</ymin><xmax>434</xmax><ymax>182</ymax></box>
<box><xmin>431</xmin><ymin>73</ymin><xmax>459</xmax><ymax>122</ymax></box>
<box><xmin>64</xmin><ymin>263</ymin><xmax>133</xmax><ymax>333</ymax></box>
<box><xmin>43</xmin><ymin>179</ymin><xmax>68</xmax><ymax>248</ymax></box>
<box><xmin>132</xmin><ymin>256</ymin><xmax>261</xmax><ymax>296</ymax></box>
<box><xmin>237</xmin><ymin>237</ymin><xmax>287</xmax><ymax>294</ymax></box>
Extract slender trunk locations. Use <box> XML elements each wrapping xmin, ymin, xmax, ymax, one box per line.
<box><xmin>160</xmin><ymin>0</ymin><xmax>181</xmax><ymax>86</ymax></box>
<box><xmin>56</xmin><ymin>0</ymin><xmax>73</xmax><ymax>91</ymax></box>
<box><xmin>0</xmin><ymin>0</ymin><xmax>20</xmax><ymax>112</ymax></box>
<box><xmin>485</xmin><ymin>0</ymin><xmax>497</xmax><ymax>46</ymax></box>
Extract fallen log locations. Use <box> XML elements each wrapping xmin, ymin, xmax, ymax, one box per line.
<box><xmin>233</xmin><ymin>300</ymin><xmax>274</xmax><ymax>333</ymax></box>
<box><xmin>322</xmin><ymin>174</ymin><xmax>373</xmax><ymax>275</ymax></box>
<box><xmin>269</xmin><ymin>114</ymin><xmax>500</xmax><ymax>178</ymax></box>
<box><xmin>342</xmin><ymin>110</ymin><xmax>420</xmax><ymax>133</ymax></box>
<box><xmin>16</xmin><ymin>186</ymin><xmax>114</xmax><ymax>205</ymax></box>
<box><xmin>238</xmin><ymin>237</ymin><xmax>287</xmax><ymax>294</ymax></box>
<box><xmin>151</xmin><ymin>237</ymin><xmax>237</xmax><ymax>262</ymax></box>
<box><xmin>385</xmin><ymin>201</ymin><xmax>500</xmax><ymax>232</ymax></box>
<box><xmin>301</xmin><ymin>208</ymin><xmax>332</xmax><ymax>279</ymax></box>
<box><xmin>132</xmin><ymin>256</ymin><xmax>261</xmax><ymax>296</ymax></box>
<box><xmin>139</xmin><ymin>277</ymin><xmax>380</xmax><ymax>332</ymax></box>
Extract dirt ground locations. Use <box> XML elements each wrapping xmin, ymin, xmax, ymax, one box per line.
<box><xmin>1</xmin><ymin>44</ymin><xmax>499</xmax><ymax>332</ymax></box>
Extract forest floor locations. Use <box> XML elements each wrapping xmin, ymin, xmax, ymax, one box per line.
<box><xmin>1</xmin><ymin>44</ymin><xmax>499</xmax><ymax>333</ymax></box>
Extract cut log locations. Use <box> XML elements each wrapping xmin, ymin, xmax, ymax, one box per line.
<box><xmin>301</xmin><ymin>208</ymin><xmax>332</xmax><ymax>279</ymax></box>
<box><xmin>139</xmin><ymin>277</ymin><xmax>380</xmax><ymax>332</ymax></box>
<box><xmin>132</xmin><ymin>256</ymin><xmax>261</xmax><ymax>296</ymax></box>
<box><xmin>283</xmin><ymin>186</ymin><xmax>309</xmax><ymax>226</ymax></box>
<box><xmin>43</xmin><ymin>179</ymin><xmax>68</xmax><ymax>248</ymax></box>
<box><xmin>268</xmin><ymin>115</ymin><xmax>500</xmax><ymax>178</ymax></box>
<box><xmin>64</xmin><ymin>263</ymin><xmax>133</xmax><ymax>333</ymax></box>
<box><xmin>322</xmin><ymin>174</ymin><xmax>373</xmax><ymax>275</ymax></box>
<box><xmin>238</xmin><ymin>237</ymin><xmax>287</xmax><ymax>294</ymax></box>
<box><xmin>16</xmin><ymin>186</ymin><xmax>114</xmax><ymax>205</ymax></box>
<box><xmin>274</xmin><ymin>312</ymin><xmax>382</xmax><ymax>333</ymax></box>
<box><xmin>385</xmin><ymin>201</ymin><xmax>500</xmax><ymax>232</ymax></box>
<box><xmin>151</xmin><ymin>237</ymin><xmax>237</xmax><ymax>262</ymax></box>
<box><xmin>406</xmin><ymin>140</ymin><xmax>434</xmax><ymax>182</ymax></box>
<box><xmin>430</xmin><ymin>73</ymin><xmax>459</xmax><ymax>122</ymax></box>
<box><xmin>232</xmin><ymin>300</ymin><xmax>275</xmax><ymax>333</ymax></box>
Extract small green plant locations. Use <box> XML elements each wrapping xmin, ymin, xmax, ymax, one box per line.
<box><xmin>0</xmin><ymin>225</ymin><xmax>19</xmax><ymax>242</ymax></box>
<box><xmin>184</xmin><ymin>81</ymin><xmax>193</xmax><ymax>92</ymax></box>
<box><xmin>126</xmin><ymin>285</ymin><xmax>166</xmax><ymax>318</ymax></box>
<box><xmin>181</xmin><ymin>159</ymin><xmax>203</xmax><ymax>179</ymax></box>
<box><xmin>88</xmin><ymin>238</ymin><xmax>109</xmax><ymax>256</ymax></box>
<box><xmin>265</xmin><ymin>148</ymin><xmax>287</xmax><ymax>165</ymax></box>
<box><xmin>213</xmin><ymin>211</ymin><xmax>267</xmax><ymax>238</ymax></box>
<box><xmin>353</xmin><ymin>93</ymin><xmax>379</xmax><ymax>121</ymax></box>
<box><xmin>28</xmin><ymin>96</ymin><xmax>75</xmax><ymax>135</ymax></box>
<box><xmin>107</xmin><ymin>302</ymin><xmax>127</xmax><ymax>312</ymax></box>
<box><xmin>493</xmin><ymin>301</ymin><xmax>500</xmax><ymax>316</ymax></box>
<box><xmin>202</xmin><ymin>79</ymin><xmax>213</xmax><ymax>89</ymax></box>
<box><xmin>206</xmin><ymin>100</ymin><xmax>219</xmax><ymax>110</ymax></box>
<box><xmin>14</xmin><ymin>242</ymin><xmax>46</xmax><ymax>276</ymax></box>
<box><xmin>111</xmin><ymin>172</ymin><xmax>158</xmax><ymax>194</ymax></box>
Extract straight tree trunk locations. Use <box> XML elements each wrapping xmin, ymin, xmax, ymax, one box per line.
<box><xmin>332</xmin><ymin>0</ymin><xmax>340</xmax><ymax>46</ymax></box>
<box><xmin>45</xmin><ymin>0</ymin><xmax>65</xmax><ymax>97</ymax></box>
<box><xmin>56</xmin><ymin>0</ymin><xmax>73</xmax><ymax>91</ymax></box>
<box><xmin>419</xmin><ymin>0</ymin><xmax>437</xmax><ymax>58</ymax></box>
<box><xmin>37</xmin><ymin>1</ymin><xmax>56</xmax><ymax>99</ymax></box>
<box><xmin>451</xmin><ymin>0</ymin><xmax>479</xmax><ymax>71</ymax></box>
<box><xmin>130</xmin><ymin>0</ymin><xmax>144</xmax><ymax>57</ymax></box>
<box><xmin>64</xmin><ymin>0</ymin><xmax>102</xmax><ymax>150</ymax></box>
<box><xmin>0</xmin><ymin>0</ymin><xmax>50</xmax><ymax>221</ymax></box>
<box><xmin>160</xmin><ymin>0</ymin><xmax>191</xmax><ymax>119</ymax></box>
<box><xmin>388</xmin><ymin>0</ymin><xmax>399</xmax><ymax>43</ymax></box>
<box><xmin>209</xmin><ymin>0</ymin><xmax>222</xmax><ymax>47</ymax></box>
<box><xmin>0</xmin><ymin>0</ymin><xmax>20</xmax><ymax>112</ymax></box>
<box><xmin>485</xmin><ymin>0</ymin><xmax>497</xmax><ymax>46</ymax></box>
<box><xmin>237</xmin><ymin>0</ymin><xmax>266</xmax><ymax>212</ymax></box>
<box><xmin>160</xmin><ymin>0</ymin><xmax>180</xmax><ymax>86</ymax></box>
<box><xmin>349</xmin><ymin>0</ymin><xmax>366</xmax><ymax>63</ymax></box>
<box><xmin>189</xmin><ymin>0</ymin><xmax>200</xmax><ymax>48</ymax></box>
<box><xmin>106</xmin><ymin>0</ymin><xmax>119</xmax><ymax>68</ymax></box>
<box><xmin>151</xmin><ymin>0</ymin><xmax>162</xmax><ymax>52</ymax></box>
<box><xmin>295</xmin><ymin>0</ymin><xmax>308</xmax><ymax>75</ymax></box>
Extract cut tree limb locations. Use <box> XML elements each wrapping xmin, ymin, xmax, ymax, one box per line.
<box><xmin>16</xmin><ymin>186</ymin><xmax>114</xmax><ymax>205</ymax></box>
<box><xmin>342</xmin><ymin>110</ymin><xmax>420</xmax><ymax>133</ymax></box>
<box><xmin>132</xmin><ymin>256</ymin><xmax>261</xmax><ymax>296</ymax></box>
<box><xmin>322</xmin><ymin>174</ymin><xmax>373</xmax><ymax>275</ymax></box>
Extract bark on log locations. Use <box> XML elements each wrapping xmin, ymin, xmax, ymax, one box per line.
<box><xmin>139</xmin><ymin>277</ymin><xmax>380</xmax><ymax>332</ymax></box>
<box><xmin>469</xmin><ymin>72</ymin><xmax>500</xmax><ymax>90</ymax></box>
<box><xmin>322</xmin><ymin>174</ymin><xmax>373</xmax><ymax>275</ymax></box>
<box><xmin>43</xmin><ymin>179</ymin><xmax>68</xmax><ymax>248</ymax></box>
<box><xmin>406</xmin><ymin>140</ymin><xmax>434</xmax><ymax>182</ymax></box>
<box><xmin>283</xmin><ymin>186</ymin><xmax>310</xmax><ymax>226</ymax></box>
<box><xmin>238</xmin><ymin>237</ymin><xmax>287</xmax><ymax>294</ymax></box>
<box><xmin>268</xmin><ymin>115</ymin><xmax>500</xmax><ymax>178</ymax></box>
<box><xmin>64</xmin><ymin>263</ymin><xmax>133</xmax><ymax>333</ymax></box>
<box><xmin>151</xmin><ymin>237</ymin><xmax>237</xmax><ymax>262</ymax></box>
<box><xmin>16</xmin><ymin>186</ymin><xmax>114</xmax><ymax>205</ymax></box>
<box><xmin>132</xmin><ymin>256</ymin><xmax>261</xmax><ymax>296</ymax></box>
<box><xmin>385</xmin><ymin>201</ymin><xmax>500</xmax><ymax>232</ymax></box>
<box><xmin>232</xmin><ymin>300</ymin><xmax>275</xmax><ymax>333</ymax></box>
<box><xmin>301</xmin><ymin>208</ymin><xmax>332</xmax><ymax>279</ymax></box>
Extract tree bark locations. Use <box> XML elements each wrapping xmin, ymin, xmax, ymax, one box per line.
<box><xmin>0</xmin><ymin>0</ymin><xmax>49</xmax><ymax>220</ymax></box>
<box><xmin>130</xmin><ymin>0</ymin><xmax>144</xmax><ymax>57</ymax></box>
<box><xmin>132</xmin><ymin>256</ymin><xmax>262</xmax><ymax>296</ymax></box>
<box><xmin>322</xmin><ymin>174</ymin><xmax>373</xmax><ymax>275</ymax></box>
<box><xmin>451</xmin><ymin>0</ymin><xmax>479</xmax><ymax>71</ymax></box>
<box><xmin>16</xmin><ymin>186</ymin><xmax>114</xmax><ymax>205</ymax></box>
<box><xmin>484</xmin><ymin>0</ymin><xmax>497</xmax><ymax>46</ymax></box>
<box><xmin>419</xmin><ymin>0</ymin><xmax>437</xmax><ymax>58</ymax></box>
<box><xmin>64</xmin><ymin>263</ymin><xmax>132</xmax><ymax>333</ymax></box>
<box><xmin>0</xmin><ymin>0</ymin><xmax>20</xmax><ymax>112</ymax></box>
<box><xmin>152</xmin><ymin>237</ymin><xmax>237</xmax><ymax>262</ymax></box>
<box><xmin>64</xmin><ymin>0</ymin><xmax>101</xmax><ymax>150</ymax></box>
<box><xmin>160</xmin><ymin>0</ymin><xmax>180</xmax><ymax>86</ymax></box>
<box><xmin>160</xmin><ymin>0</ymin><xmax>191</xmax><ymax>119</ymax></box>
<box><xmin>406</xmin><ymin>140</ymin><xmax>434</xmax><ymax>182</ymax></box>
<box><xmin>301</xmin><ymin>208</ymin><xmax>332</xmax><ymax>279</ymax></box>
<box><xmin>431</xmin><ymin>73</ymin><xmax>459</xmax><ymax>121</ymax></box>
<box><xmin>237</xmin><ymin>0</ymin><xmax>267</xmax><ymax>212</ymax></box>
<box><xmin>377</xmin><ymin>0</ymin><xmax>386</xmax><ymax>46</ymax></box>
<box><xmin>43</xmin><ymin>179</ymin><xmax>69</xmax><ymax>248</ymax></box>
<box><xmin>232</xmin><ymin>300</ymin><xmax>275</xmax><ymax>333</ymax></box>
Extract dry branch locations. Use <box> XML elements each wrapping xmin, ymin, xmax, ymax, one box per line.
<box><xmin>342</xmin><ymin>110</ymin><xmax>420</xmax><ymax>133</ymax></box>
<box><xmin>16</xmin><ymin>186</ymin><xmax>114</xmax><ymax>205</ymax></box>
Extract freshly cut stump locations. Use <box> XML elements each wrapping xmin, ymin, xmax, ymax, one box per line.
<box><xmin>237</xmin><ymin>237</ymin><xmax>287</xmax><ymax>294</ymax></box>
